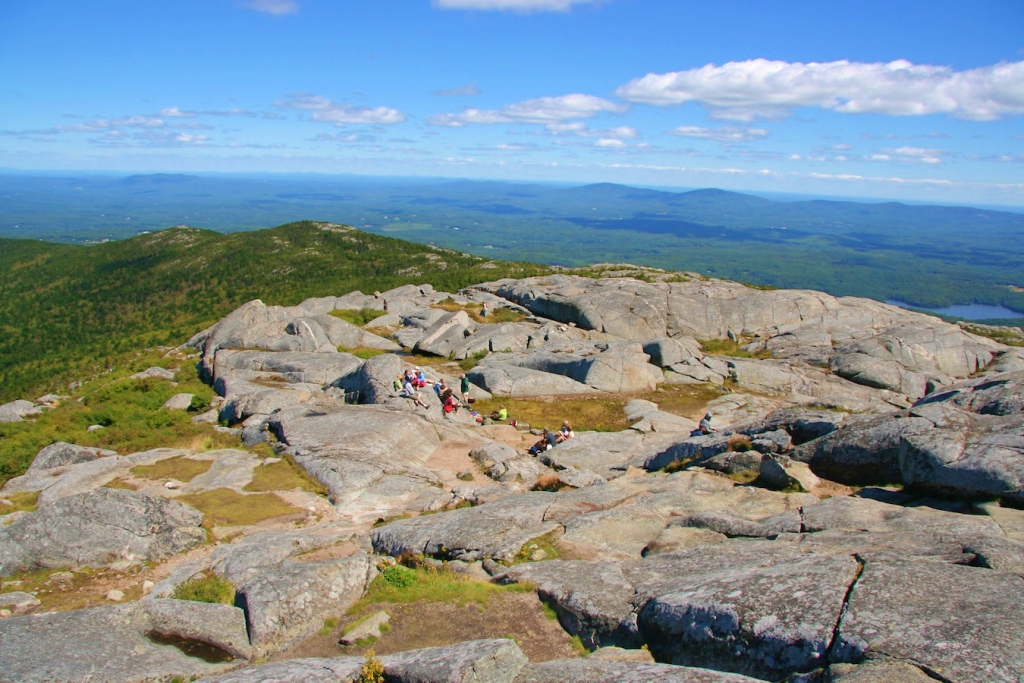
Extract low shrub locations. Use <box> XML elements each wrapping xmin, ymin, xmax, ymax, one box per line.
<box><xmin>171</xmin><ymin>572</ymin><xmax>235</xmax><ymax>605</ymax></box>
<box><xmin>727</xmin><ymin>434</ymin><xmax>753</xmax><ymax>452</ymax></box>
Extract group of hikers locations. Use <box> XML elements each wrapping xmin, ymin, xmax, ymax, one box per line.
<box><xmin>397</xmin><ymin>363</ymin><xmax>716</xmax><ymax>457</ymax></box>
<box><xmin>396</xmin><ymin>367</ymin><xmax>471</xmax><ymax>415</ymax></box>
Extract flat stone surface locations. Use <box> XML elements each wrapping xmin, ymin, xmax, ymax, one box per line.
<box><xmin>382</xmin><ymin>638</ymin><xmax>528</xmax><ymax>683</ymax></box>
<box><xmin>833</xmin><ymin>560</ymin><xmax>1024</xmax><ymax>683</ymax></box>
<box><xmin>514</xmin><ymin>659</ymin><xmax>765</xmax><ymax>682</ymax></box>
<box><xmin>0</xmin><ymin>601</ymin><xmax>242</xmax><ymax>682</ymax></box>
<box><xmin>639</xmin><ymin>554</ymin><xmax>860</xmax><ymax>680</ymax></box>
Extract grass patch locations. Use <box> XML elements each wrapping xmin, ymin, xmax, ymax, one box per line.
<box><xmin>243</xmin><ymin>455</ymin><xmax>328</xmax><ymax>496</ymax></box>
<box><xmin>329</xmin><ymin>308</ymin><xmax>386</xmax><ymax>326</ymax></box>
<box><xmin>515</xmin><ymin>531</ymin><xmax>563</xmax><ymax>564</ymax></box>
<box><xmin>103</xmin><ymin>478</ymin><xmax>138</xmax><ymax>491</ymax></box>
<box><xmin>170</xmin><ymin>572</ymin><xmax>235</xmax><ymax>605</ymax></box>
<box><xmin>699</xmin><ymin>338</ymin><xmax>771</xmax><ymax>359</ymax></box>
<box><xmin>569</xmin><ymin>634</ymin><xmax>589</xmax><ymax>656</ymax></box>
<box><xmin>339</xmin><ymin>347</ymin><xmax>389</xmax><ymax>360</ymax></box>
<box><xmin>473</xmin><ymin>383</ymin><xmax>723</xmax><ymax>433</ymax></box>
<box><xmin>663</xmin><ymin>456</ymin><xmax>698</xmax><ymax>474</ymax></box>
<box><xmin>540</xmin><ymin>602</ymin><xmax>559</xmax><ymax>621</ymax></box>
<box><xmin>457</xmin><ymin>349</ymin><xmax>490</xmax><ymax>372</ymax></box>
<box><xmin>0</xmin><ymin>490</ymin><xmax>40</xmax><ymax>515</ymax></box>
<box><xmin>130</xmin><ymin>456</ymin><xmax>212</xmax><ymax>483</ymax></box>
<box><xmin>176</xmin><ymin>488</ymin><xmax>302</xmax><ymax>526</ymax></box>
<box><xmin>320</xmin><ymin>617</ymin><xmax>339</xmax><ymax>636</ymax></box>
<box><xmin>961</xmin><ymin>324</ymin><xmax>1024</xmax><ymax>347</ymax></box>
<box><xmin>350</xmin><ymin>564</ymin><xmax>530</xmax><ymax>613</ymax></box>
<box><xmin>432</xmin><ymin>298</ymin><xmax>526</xmax><ymax>325</ymax></box>
<box><xmin>396</xmin><ymin>352</ymin><xmax>450</xmax><ymax>367</ymax></box>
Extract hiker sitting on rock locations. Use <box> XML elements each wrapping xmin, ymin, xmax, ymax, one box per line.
<box><xmin>489</xmin><ymin>405</ymin><xmax>508</xmax><ymax>421</ymax></box>
<box><xmin>699</xmin><ymin>413</ymin><xmax>716</xmax><ymax>435</ymax></box>
<box><xmin>402</xmin><ymin>379</ymin><xmax>427</xmax><ymax>408</ymax></box>
<box><xmin>557</xmin><ymin>420</ymin><xmax>574</xmax><ymax>442</ymax></box>
<box><xmin>528</xmin><ymin>428</ymin><xmax>557</xmax><ymax>455</ymax></box>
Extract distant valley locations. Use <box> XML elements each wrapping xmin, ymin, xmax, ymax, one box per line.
<box><xmin>1</xmin><ymin>173</ymin><xmax>1023</xmax><ymax>320</ymax></box>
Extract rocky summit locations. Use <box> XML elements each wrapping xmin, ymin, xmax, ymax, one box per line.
<box><xmin>1</xmin><ymin>272</ymin><xmax>1023</xmax><ymax>682</ymax></box>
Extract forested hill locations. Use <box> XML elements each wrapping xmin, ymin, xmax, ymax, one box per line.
<box><xmin>0</xmin><ymin>221</ymin><xmax>549</xmax><ymax>402</ymax></box>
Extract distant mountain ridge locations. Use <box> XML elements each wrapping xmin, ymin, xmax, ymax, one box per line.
<box><xmin>1</xmin><ymin>173</ymin><xmax>1022</xmax><ymax>316</ymax></box>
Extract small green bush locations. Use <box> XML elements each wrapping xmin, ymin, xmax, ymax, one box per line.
<box><xmin>329</xmin><ymin>308</ymin><xmax>385</xmax><ymax>326</ymax></box>
<box><xmin>171</xmin><ymin>573</ymin><xmax>235</xmax><ymax>605</ymax></box>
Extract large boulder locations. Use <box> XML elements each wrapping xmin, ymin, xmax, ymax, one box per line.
<box><xmin>0</xmin><ymin>488</ymin><xmax>205</xmax><ymax>576</ymax></box>
<box><xmin>27</xmin><ymin>442</ymin><xmax>117</xmax><ymax>472</ymax></box>
<box><xmin>467</xmin><ymin>362</ymin><xmax>594</xmax><ymax>397</ymax></box>
<box><xmin>488</xmin><ymin>340</ymin><xmax>663</xmax><ymax>393</ymax></box>
<box><xmin>372</xmin><ymin>492</ymin><xmax>560</xmax><ymax>562</ymax></box>
<box><xmin>236</xmin><ymin>553</ymin><xmax>375</xmax><ymax>658</ymax></box>
<box><xmin>0</xmin><ymin>399</ymin><xmax>41</xmax><ymax>423</ymax></box>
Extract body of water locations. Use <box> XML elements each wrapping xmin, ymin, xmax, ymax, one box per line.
<box><xmin>886</xmin><ymin>300</ymin><xmax>1024</xmax><ymax>320</ymax></box>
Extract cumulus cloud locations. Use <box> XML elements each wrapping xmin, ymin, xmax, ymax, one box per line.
<box><xmin>201</xmin><ymin>108</ymin><xmax>257</xmax><ymax>117</ymax></box>
<box><xmin>595</xmin><ymin>138</ymin><xmax>626</xmax><ymax>148</ymax></box>
<box><xmin>880</xmin><ymin>146</ymin><xmax>947</xmax><ymax>164</ymax></box>
<box><xmin>430</xmin><ymin>94</ymin><xmax>625</xmax><ymax>126</ymax></box>
<box><xmin>157</xmin><ymin>107</ymin><xmax>197</xmax><ymax>118</ymax></box>
<box><xmin>667</xmin><ymin>125</ymin><xmax>769</xmax><ymax>143</ymax></box>
<box><xmin>434</xmin><ymin>84</ymin><xmax>481</xmax><ymax>97</ymax></box>
<box><xmin>238</xmin><ymin>0</ymin><xmax>298</xmax><ymax>15</ymax></box>
<box><xmin>275</xmin><ymin>94</ymin><xmax>406</xmax><ymax>125</ymax></box>
<box><xmin>433</xmin><ymin>0</ymin><xmax>601</xmax><ymax>12</ymax></box>
<box><xmin>544</xmin><ymin>122</ymin><xmax>638</xmax><ymax>138</ymax></box>
<box><xmin>617</xmin><ymin>58</ymin><xmax>1024</xmax><ymax>121</ymax></box>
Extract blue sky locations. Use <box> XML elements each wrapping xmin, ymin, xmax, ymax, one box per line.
<box><xmin>1</xmin><ymin>0</ymin><xmax>1022</xmax><ymax>206</ymax></box>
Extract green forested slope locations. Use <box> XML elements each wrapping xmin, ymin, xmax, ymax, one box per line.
<box><xmin>0</xmin><ymin>221</ymin><xmax>549</xmax><ymax>402</ymax></box>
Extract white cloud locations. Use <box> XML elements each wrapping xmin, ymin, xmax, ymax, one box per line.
<box><xmin>881</xmin><ymin>146</ymin><xmax>946</xmax><ymax>164</ymax></box>
<box><xmin>238</xmin><ymin>0</ymin><xmax>298</xmax><ymax>15</ymax></box>
<box><xmin>275</xmin><ymin>94</ymin><xmax>406</xmax><ymax>125</ymax></box>
<box><xmin>157</xmin><ymin>107</ymin><xmax>197</xmax><ymax>118</ymax></box>
<box><xmin>545</xmin><ymin>122</ymin><xmax>638</xmax><ymax>138</ymax></box>
<box><xmin>433</xmin><ymin>0</ymin><xmax>601</xmax><ymax>12</ymax></box>
<box><xmin>434</xmin><ymin>84</ymin><xmax>481</xmax><ymax>97</ymax></box>
<box><xmin>430</xmin><ymin>94</ymin><xmax>625</xmax><ymax>126</ymax></box>
<box><xmin>667</xmin><ymin>125</ymin><xmax>769</xmax><ymax>143</ymax></box>
<box><xmin>595</xmin><ymin>138</ymin><xmax>626</xmax><ymax>148</ymax></box>
<box><xmin>202</xmin><ymin>108</ymin><xmax>257</xmax><ymax>117</ymax></box>
<box><xmin>617</xmin><ymin>58</ymin><xmax>1024</xmax><ymax>121</ymax></box>
<box><xmin>110</xmin><ymin>116</ymin><xmax>165</xmax><ymax>128</ymax></box>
